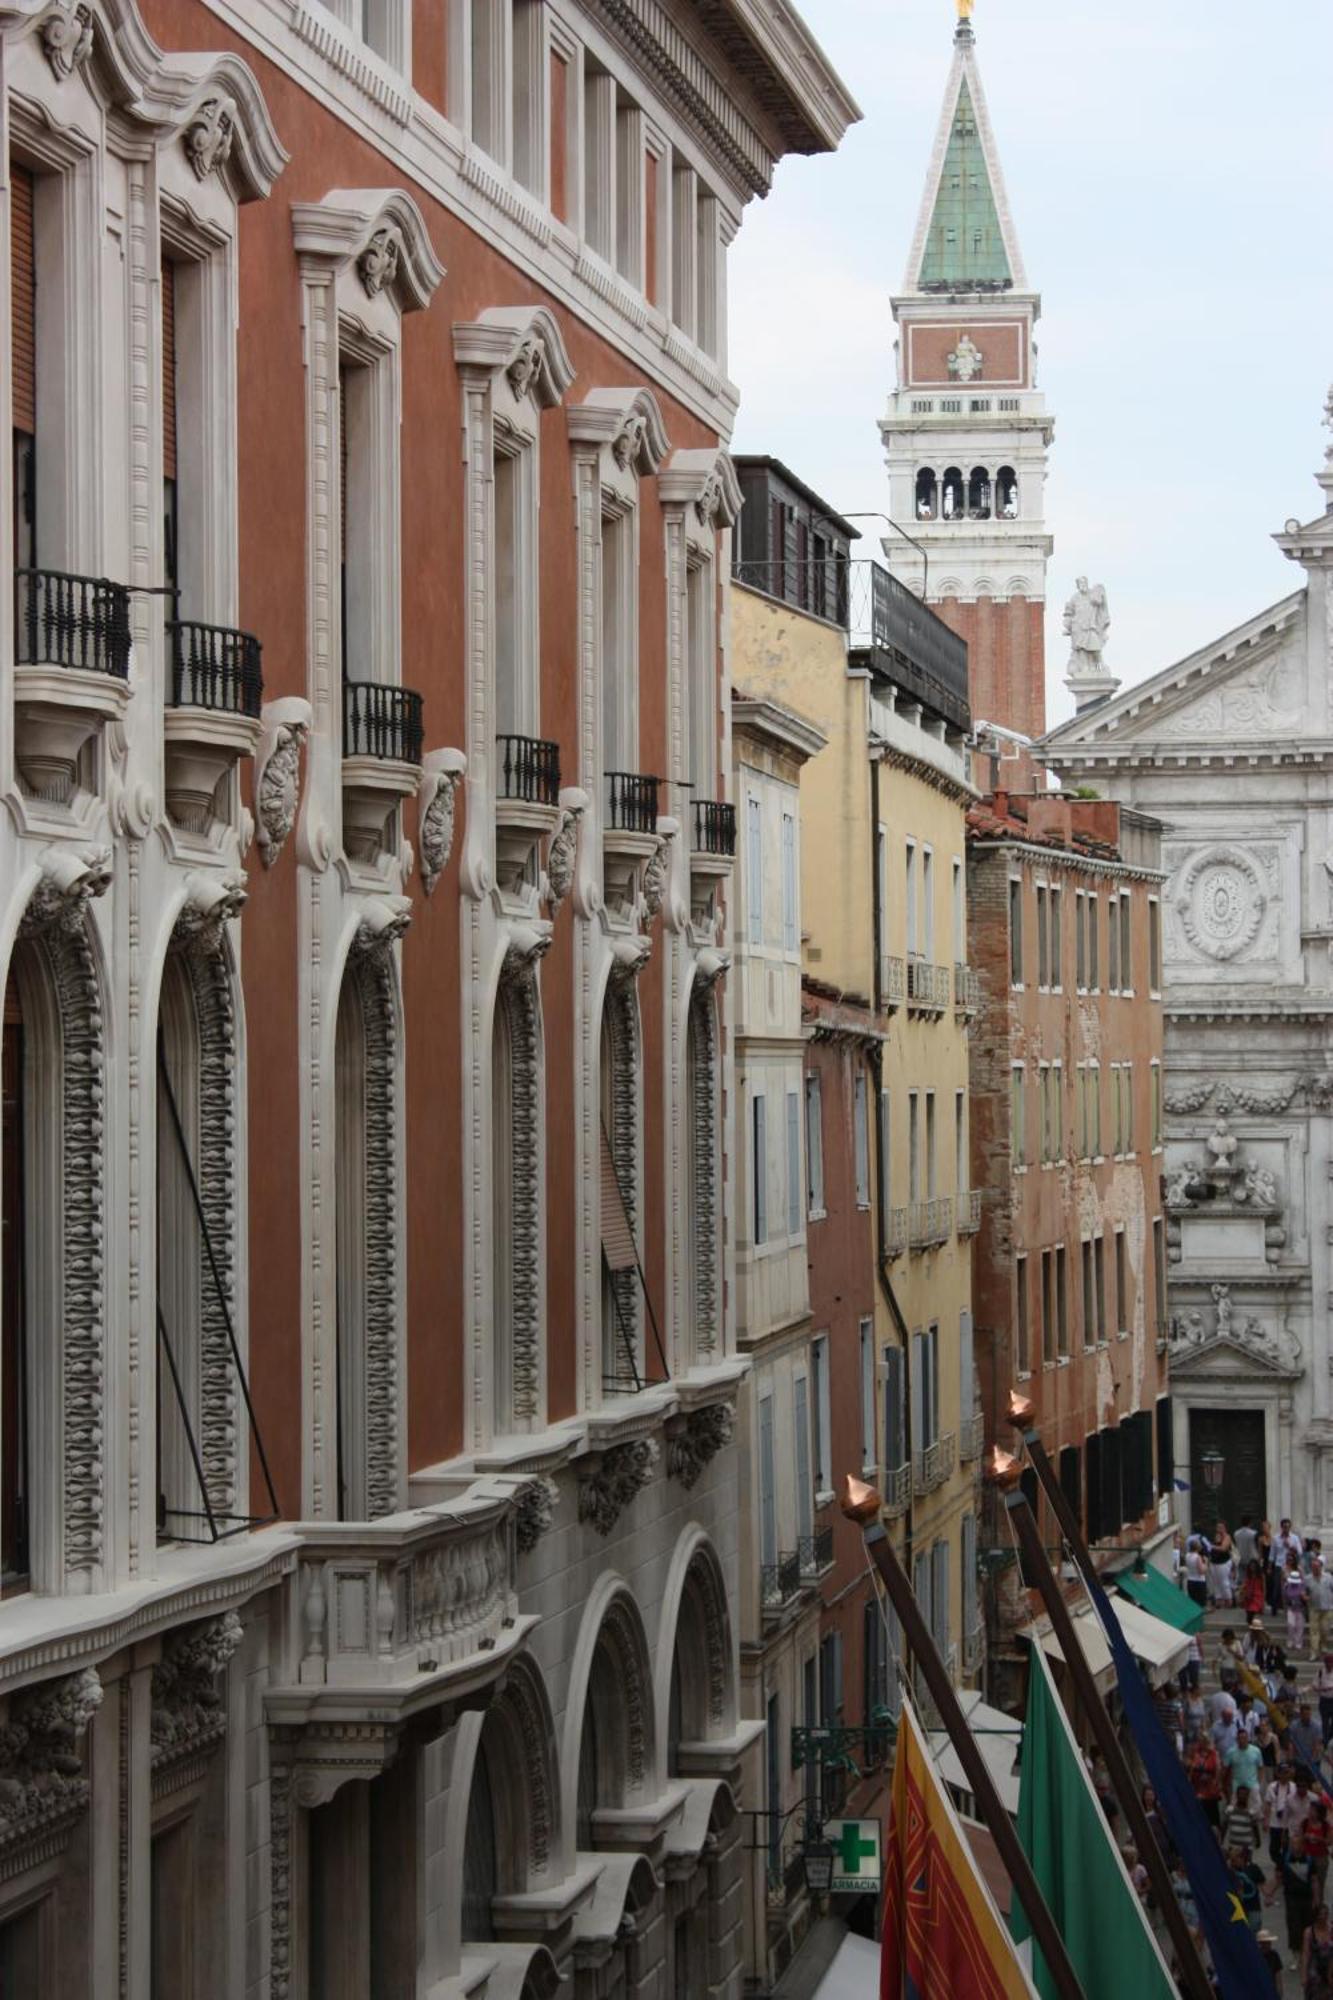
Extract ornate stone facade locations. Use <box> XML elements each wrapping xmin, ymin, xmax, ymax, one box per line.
<box><xmin>1046</xmin><ymin>422</ymin><xmax>1333</xmax><ymax>1530</ymax></box>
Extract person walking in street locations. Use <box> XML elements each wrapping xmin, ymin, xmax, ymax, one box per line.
<box><xmin>1291</xmin><ymin>1700</ymin><xmax>1325</xmax><ymax>1777</ymax></box>
<box><xmin>1244</xmin><ymin>1558</ymin><xmax>1269</xmax><ymax>1621</ymax></box>
<box><xmin>1288</xmin><ymin>1565</ymin><xmax>1311</xmax><ymax>1656</ymax></box>
<box><xmin>1317</xmin><ymin>1653</ymin><xmax>1333</xmax><ymax>1748</ymax></box>
<box><xmin>1185</xmin><ymin>1534</ymin><xmax>1209</xmax><ymax>1608</ymax></box>
<box><xmin>1299</xmin><ymin>1901</ymin><xmax>1333</xmax><ymax>1997</ymax></box>
<box><xmin>1223</xmin><ymin>1782</ymin><xmax>1264</xmax><ymax>1857</ymax></box>
<box><xmin>1209</xmin><ymin>1520</ymin><xmax>1237</xmax><ymax>1606</ymax></box>
<box><xmin>1186</xmin><ymin>1727</ymin><xmax>1223</xmax><ymax>1827</ymax></box>
<box><xmin>1235</xmin><ymin>1515</ymin><xmax>1260</xmax><ymax>1572</ymax></box>
<box><xmin>1311</xmin><ymin>1557</ymin><xmax>1333</xmax><ymax>1658</ymax></box>
<box><xmin>1268</xmin><ymin>1828</ymin><xmax>1316</xmax><ymax>1955</ymax></box>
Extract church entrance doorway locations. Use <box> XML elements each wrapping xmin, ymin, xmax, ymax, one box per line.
<box><xmin>1189</xmin><ymin>1407</ymin><xmax>1265</xmax><ymax>1536</ymax></box>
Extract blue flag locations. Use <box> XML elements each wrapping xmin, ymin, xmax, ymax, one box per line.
<box><xmin>1082</xmin><ymin>1565</ymin><xmax>1270</xmax><ymax>2000</ymax></box>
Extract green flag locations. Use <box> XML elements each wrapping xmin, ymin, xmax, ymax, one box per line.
<box><xmin>1012</xmin><ymin>1644</ymin><xmax>1177</xmax><ymax>2000</ymax></box>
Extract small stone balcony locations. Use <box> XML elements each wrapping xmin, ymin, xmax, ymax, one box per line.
<box><xmin>164</xmin><ymin>617</ymin><xmax>264</xmax><ymax>834</ymax></box>
<box><xmin>959</xmin><ymin>1412</ymin><xmax>986</xmax><ymax>1463</ymax></box>
<box><xmin>954</xmin><ymin>962</ymin><xmax>981</xmax><ymax>1018</ymax></box>
<box><xmin>13</xmin><ymin>566</ymin><xmax>132</xmax><ymax>803</ymax></box>
<box><xmin>494</xmin><ymin>731</ymin><xmax>562</xmax><ymax>894</ymax></box>
<box><xmin>908</xmin><ymin>1196</ymin><xmax>953</xmax><ymax>1249</ymax></box>
<box><xmin>957</xmin><ymin>1189</ymin><xmax>982</xmax><ymax>1235</ymax></box>
<box><xmin>906</xmin><ymin>955</ymin><xmax>949</xmax><ymax>1015</ymax></box>
<box><xmin>912</xmin><ymin>1433</ymin><xmax>956</xmax><ymax>1498</ymax></box>
<box><xmin>603</xmin><ymin>770</ymin><xmax>660</xmax><ymax>920</ymax></box>
<box><xmin>342</xmin><ymin>680</ymin><xmax>424</xmax><ymax>861</ymax></box>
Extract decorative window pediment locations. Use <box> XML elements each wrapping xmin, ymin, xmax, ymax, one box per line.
<box><xmin>657</xmin><ymin>447</ymin><xmax>742</xmax><ymax>540</ymax></box>
<box><xmin>146</xmin><ymin>53</ymin><xmax>289</xmax><ymax>202</ymax></box>
<box><xmin>568</xmin><ymin>387</ymin><xmax>670</xmax><ymax>483</ymax></box>
<box><xmin>291</xmin><ymin>186</ymin><xmax>445</xmax><ymax>313</ymax></box>
<box><xmin>453</xmin><ymin>305</ymin><xmax>576</xmax><ymax>417</ymax></box>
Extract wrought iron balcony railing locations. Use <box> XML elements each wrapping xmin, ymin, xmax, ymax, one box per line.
<box><xmin>760</xmin><ymin>1549</ymin><xmax>803</xmax><ymax>1612</ymax></box>
<box><xmin>693</xmin><ymin>798</ymin><xmax>736</xmax><ymax>856</ymax></box>
<box><xmin>906</xmin><ymin>955</ymin><xmax>950</xmax><ymax>1013</ymax></box>
<box><xmin>882</xmin><ymin>1462</ymin><xmax>911</xmax><ymax>1518</ymax></box>
<box><xmin>797</xmin><ymin>1525</ymin><xmax>835</xmax><ymax>1578</ymax></box>
<box><xmin>884</xmin><ymin>1206</ymin><xmax>909</xmax><ymax>1258</ymax></box>
<box><xmin>343</xmin><ymin>680</ymin><xmax>424</xmax><ymax>764</ymax></box>
<box><xmin>957</xmin><ymin>1189</ymin><xmax>982</xmax><ymax>1235</ymax></box>
<box><xmin>959</xmin><ymin>1411</ymin><xmax>986</xmax><ymax>1462</ymax></box>
<box><xmin>606</xmin><ymin>769</ymin><xmax>659</xmax><ymax>835</ymax></box>
<box><xmin>954</xmin><ymin>962</ymin><xmax>981</xmax><ymax>1015</ymax></box>
<box><xmin>168</xmin><ymin>619</ymin><xmax>263</xmax><ymax>716</ymax></box>
<box><xmin>497</xmin><ymin>732</ymin><xmax>561</xmax><ymax>805</ymax></box>
<box><xmin>912</xmin><ymin>1433</ymin><xmax>957</xmax><ymax>1497</ymax></box>
<box><xmin>15</xmin><ymin>566</ymin><xmax>131</xmax><ymax>679</ymax></box>
<box><xmin>880</xmin><ymin>953</ymin><xmax>906</xmax><ymax>1011</ymax></box>
<box><xmin>908</xmin><ymin>1196</ymin><xmax>952</xmax><ymax>1248</ymax></box>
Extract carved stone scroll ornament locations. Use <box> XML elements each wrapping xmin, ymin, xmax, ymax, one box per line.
<box><xmin>578</xmin><ymin>1437</ymin><xmax>660</xmax><ymax>1537</ymax></box>
<box><xmin>351</xmin><ymin>896</ymin><xmax>412</xmax><ymax>960</ymax></box>
<box><xmin>513</xmin><ymin>1475</ymin><xmax>560</xmax><ymax>1555</ymax></box>
<box><xmin>506</xmin><ymin>333</ymin><xmax>547</xmax><ymax>401</ymax></box>
<box><xmin>668</xmin><ymin>1403</ymin><xmax>735</xmax><ymax>1490</ymax></box>
<box><xmin>184</xmin><ymin>97</ymin><xmax>235</xmax><ymax>181</ymax></box>
<box><xmin>357</xmin><ymin>226</ymin><xmax>402</xmax><ymax>298</ymax></box>
<box><xmin>151</xmin><ymin>1612</ymin><xmax>243</xmax><ymax>1774</ymax></box>
<box><xmin>612</xmin><ymin>413</ymin><xmax>648</xmax><ymax>473</ymax></box>
<box><xmin>642</xmin><ymin>827</ymin><xmax>675</xmax><ymax>921</ymax></box>
<box><xmin>418</xmin><ymin>748</ymin><xmax>467</xmax><ymax>897</ymax></box>
<box><xmin>0</xmin><ymin>1667</ymin><xmax>102</xmax><ymax>1863</ymax></box>
<box><xmin>546</xmin><ymin>803</ymin><xmax>583</xmax><ymax>911</ymax></box>
<box><xmin>19</xmin><ymin>844</ymin><xmax>112</xmax><ymax>940</ymax></box>
<box><xmin>694</xmin><ymin>470</ymin><xmax>725</xmax><ymax>529</ymax></box>
<box><xmin>40</xmin><ymin>2</ymin><xmax>94</xmax><ymax>77</ymax></box>
<box><xmin>255</xmin><ymin>698</ymin><xmax>312</xmax><ymax>869</ymax></box>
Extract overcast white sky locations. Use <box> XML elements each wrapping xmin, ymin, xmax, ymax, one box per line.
<box><xmin>728</xmin><ymin>1</ymin><xmax>1333</xmax><ymax>723</ymax></box>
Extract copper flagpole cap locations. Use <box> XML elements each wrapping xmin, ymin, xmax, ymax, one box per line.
<box><xmin>1005</xmin><ymin>1388</ymin><xmax>1036</xmax><ymax>1429</ymax></box>
<box><xmin>985</xmin><ymin>1444</ymin><xmax>1023</xmax><ymax>1491</ymax></box>
<box><xmin>840</xmin><ymin>1475</ymin><xmax>883</xmax><ymax>1524</ymax></box>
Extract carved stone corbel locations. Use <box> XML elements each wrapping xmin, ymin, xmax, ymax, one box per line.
<box><xmin>667</xmin><ymin>1403</ymin><xmax>735</xmax><ymax>1489</ymax></box>
<box><xmin>350</xmin><ymin>896</ymin><xmax>412</xmax><ymax>960</ymax></box>
<box><xmin>500</xmin><ymin>921</ymin><xmax>552</xmax><ymax>984</ymax></box>
<box><xmin>693</xmin><ymin>947</ymin><xmax>730</xmax><ymax>993</ymax></box>
<box><xmin>151</xmin><ymin>1612</ymin><xmax>243</xmax><ymax>1781</ymax></box>
<box><xmin>40</xmin><ymin>2</ymin><xmax>94</xmax><ymax>78</ymax></box>
<box><xmin>641</xmin><ymin>824</ymin><xmax>675</xmax><ymax>921</ymax></box>
<box><xmin>609</xmin><ymin>934</ymin><xmax>651</xmax><ymax>984</ymax></box>
<box><xmin>577</xmin><ymin>1437</ymin><xmax>660</xmax><ymax>1537</ymax></box>
<box><xmin>513</xmin><ymin>1475</ymin><xmax>560</xmax><ymax>1555</ymax></box>
<box><xmin>0</xmin><ymin>1666</ymin><xmax>102</xmax><ymax>1868</ymax></box>
<box><xmin>418</xmin><ymin>748</ymin><xmax>467</xmax><ymax>896</ymax></box>
<box><xmin>173</xmin><ymin>871</ymin><xmax>247</xmax><ymax>956</ymax></box>
<box><xmin>255</xmin><ymin>698</ymin><xmax>313</xmax><ymax>869</ymax></box>
<box><xmin>546</xmin><ymin>789</ymin><xmax>588</xmax><ymax>912</ymax></box>
<box><xmin>19</xmin><ymin>844</ymin><xmax>112</xmax><ymax>938</ymax></box>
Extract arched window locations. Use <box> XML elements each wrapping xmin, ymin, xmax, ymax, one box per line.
<box><xmin>1</xmin><ymin>866</ymin><xmax>108</xmax><ymax>1594</ymax></box>
<box><xmin>685</xmin><ymin>984</ymin><xmax>720</xmax><ymax>1364</ymax></box>
<box><xmin>997</xmin><ymin>466</ymin><xmax>1018</xmax><ymax>518</ymax></box>
<box><xmin>492</xmin><ymin>944</ymin><xmax>544</xmax><ymax>1435</ymax></box>
<box><xmin>599</xmin><ymin>975</ymin><xmax>641</xmax><ymax>1395</ymax></box>
<box><xmin>462</xmin><ymin>1734</ymin><xmax>500</xmax><ymax>1943</ymax></box>
<box><xmin>334</xmin><ymin>944</ymin><xmax>400</xmax><ymax>1519</ymax></box>
<box><xmin>914</xmin><ymin>468</ymin><xmax>937</xmax><ymax>521</ymax></box>
<box><xmin>967</xmin><ymin>466</ymin><xmax>991</xmax><ymax>519</ymax></box>
<box><xmin>941</xmin><ymin>468</ymin><xmax>963</xmax><ymax>522</ymax></box>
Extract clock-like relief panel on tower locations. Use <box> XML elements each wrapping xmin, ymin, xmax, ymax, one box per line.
<box><xmin>1165</xmin><ymin>838</ymin><xmax>1294</xmax><ymax>980</ymax></box>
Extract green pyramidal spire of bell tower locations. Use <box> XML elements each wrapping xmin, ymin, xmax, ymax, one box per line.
<box><xmin>918</xmin><ymin>76</ymin><xmax>1012</xmax><ymax>289</ymax></box>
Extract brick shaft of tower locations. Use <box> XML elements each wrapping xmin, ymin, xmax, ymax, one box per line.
<box><xmin>880</xmin><ymin>16</ymin><xmax>1053</xmax><ymax>742</ymax></box>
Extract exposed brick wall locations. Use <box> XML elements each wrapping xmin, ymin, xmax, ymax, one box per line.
<box><xmin>934</xmin><ymin>594</ymin><xmax>1046</xmax><ymax>740</ymax></box>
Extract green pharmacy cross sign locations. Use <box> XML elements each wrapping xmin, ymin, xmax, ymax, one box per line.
<box><xmin>824</xmin><ymin>1818</ymin><xmax>882</xmax><ymax>1893</ymax></box>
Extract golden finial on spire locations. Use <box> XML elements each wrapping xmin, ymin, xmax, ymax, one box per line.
<box><xmin>957</xmin><ymin>0</ymin><xmax>975</xmax><ymax>20</ymax></box>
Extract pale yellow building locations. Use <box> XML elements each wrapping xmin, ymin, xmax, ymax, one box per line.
<box><xmin>731</xmin><ymin>457</ymin><xmax>983</xmax><ymax>1693</ymax></box>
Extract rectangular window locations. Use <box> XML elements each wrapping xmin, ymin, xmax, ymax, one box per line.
<box><xmin>1016</xmin><ymin>1255</ymin><xmax>1029</xmax><ymax>1373</ymax></box>
<box><xmin>670</xmin><ymin>162</ymin><xmax>696</xmax><ymax>339</ymax></box>
<box><xmin>751</xmin><ymin>1094</ymin><xmax>767</xmax><ymax>1245</ymax></box>
<box><xmin>1094</xmin><ymin>1234</ymin><xmax>1106</xmax><ymax>1342</ymax></box>
<box><xmin>1088</xmin><ymin>892</ymin><xmax>1100</xmax><ymax>990</ymax></box>
<box><xmin>1115</xmin><ymin>1228</ymin><xmax>1128</xmax><ymax>1334</ymax></box>
<box><xmin>952</xmin><ymin>858</ymin><xmax>965</xmax><ymax>962</ymax></box>
<box><xmin>1123</xmin><ymin>1062</ymin><xmax>1134</xmax><ymax>1153</ymax></box>
<box><xmin>921</xmin><ymin>848</ymin><xmax>935</xmax><ymax>958</ymax></box>
<box><xmin>805</xmin><ymin>1073</ymin><xmax>825</xmax><ymax>1216</ymax></box>
<box><xmin>860</xmin><ymin>1320</ymin><xmax>876</xmax><ymax>1470</ymax></box>
<box><xmin>758</xmin><ymin>1392</ymin><xmax>776</xmax><ymax>1567</ymax></box>
<box><xmin>1036</xmin><ymin>884</ymin><xmax>1049</xmax><ymax>988</ymax></box>
<box><xmin>1038</xmin><ymin>1064</ymin><xmax>1050</xmax><ymax>1162</ymax></box>
<box><xmin>878</xmin><ymin>1087</ymin><xmax>891</xmax><ymax>1226</ymax></box>
<box><xmin>864</xmin><ymin>1598</ymin><xmax>884</xmax><ymax>1724</ymax></box>
<box><xmin>925</xmin><ymin>1090</ymin><xmax>937</xmax><ymax>1198</ymax></box>
<box><xmin>1149</xmin><ymin>896</ymin><xmax>1162</xmax><ymax>992</ymax></box>
<box><xmin>1057</xmin><ymin>1244</ymin><xmax>1069</xmax><ymax>1358</ymax></box>
<box><xmin>1107</xmin><ymin>894</ymin><xmax>1119</xmax><ymax>992</ymax></box>
<box><xmin>1081</xmin><ymin>1240</ymin><xmax>1095</xmax><ymax>1350</ymax></box>
<box><xmin>908</xmin><ymin>1090</ymin><xmax>921</xmax><ymax>1203</ymax></box>
<box><xmin>960</xmin><ymin>1306</ymin><xmax>975</xmax><ymax>1420</ymax></box>
<box><xmin>905</xmin><ymin>842</ymin><xmax>918</xmax><ymax>956</ymax></box>
<box><xmin>854</xmin><ymin>1073</ymin><xmax>870</xmax><ymax>1207</ymax></box>
<box><xmin>1051</xmin><ymin>1062</ymin><xmax>1063</xmax><ymax>1158</ymax></box>
<box><xmin>746</xmin><ymin>794</ymin><xmax>763</xmax><ymax>946</ymax></box>
<box><xmin>883</xmin><ymin>1345</ymin><xmax>906</xmax><ymax>1472</ymax></box>
<box><xmin>1011</xmin><ymin>1065</ymin><xmax>1026</xmax><ymax>1167</ymax></box>
<box><xmin>785</xmin><ymin>1091</ymin><xmax>801</xmax><ymax>1237</ymax></box>
<box><xmin>1120</xmin><ymin>893</ymin><xmax>1133</xmax><ymax>991</ymax></box>
<box><xmin>549</xmin><ymin>50</ymin><xmax>570</xmax><ymax>221</ymax></box>
<box><xmin>1151</xmin><ymin>1061</ymin><xmax>1162</xmax><ymax>1148</ymax></box>
<box><xmin>955</xmin><ymin>1090</ymin><xmax>966</xmax><ymax>1194</ymax></box>
<box><xmin>511</xmin><ymin>0</ymin><xmax>545</xmax><ymax>195</ymax></box>
<box><xmin>931</xmin><ymin>1539</ymin><xmax>950</xmax><ymax>1659</ymax></box>
<box><xmin>876</xmin><ymin>827</ymin><xmax>888</xmax><ymax>993</ymax></box>
<box><xmin>1090</xmin><ymin>1061</ymin><xmax>1102</xmax><ymax>1156</ymax></box>
<box><xmin>1154</xmin><ymin>1217</ymin><xmax>1167</xmax><ymax>1341</ymax></box>
<box><xmin>1009</xmin><ymin>879</ymin><xmax>1024</xmax><ymax>985</ymax></box>
<box><xmin>794</xmin><ymin>1373</ymin><xmax>813</xmax><ymax>1542</ymax></box>
<box><xmin>1076</xmin><ymin>1064</ymin><xmax>1087</xmax><ymax>1160</ymax></box>
<box><xmin>811</xmin><ymin>1335</ymin><xmax>832</xmax><ymax>1494</ymax></box>
<box><xmin>582</xmin><ymin>58</ymin><xmax>616</xmax><ymax>260</ymax></box>
<box><xmin>1041</xmin><ymin>1249</ymin><xmax>1054</xmax><ymax>1366</ymax></box>
<box><xmin>962</xmin><ymin>1511</ymin><xmax>978</xmax><ymax>1649</ymax></box>
<box><xmin>1075</xmin><ymin>892</ymin><xmax>1086</xmax><ymax>990</ymax></box>
<box><xmin>781</xmin><ymin>810</ymin><xmax>798</xmax><ymax>953</ymax></box>
<box><xmin>614</xmin><ymin>90</ymin><xmax>644</xmax><ymax>287</ymax></box>
<box><xmin>695</xmin><ymin>189</ymin><xmax>719</xmax><ymax>357</ymax></box>
<box><xmin>1050</xmin><ymin>885</ymin><xmax>1063</xmax><ymax>989</ymax></box>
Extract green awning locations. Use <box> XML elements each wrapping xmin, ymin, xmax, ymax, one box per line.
<box><xmin>1115</xmin><ymin>1564</ymin><xmax>1203</xmax><ymax>1635</ymax></box>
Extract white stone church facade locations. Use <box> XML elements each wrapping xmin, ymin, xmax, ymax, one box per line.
<box><xmin>1046</xmin><ymin>424</ymin><xmax>1333</xmax><ymax>1536</ymax></box>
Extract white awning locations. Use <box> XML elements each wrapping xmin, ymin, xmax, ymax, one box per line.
<box><xmin>1036</xmin><ymin>1596</ymin><xmax>1189</xmax><ymax>1690</ymax></box>
<box><xmin>926</xmin><ymin>1690</ymin><xmax>1023</xmax><ymax>1815</ymax></box>
<box><xmin>811</xmin><ymin>1932</ymin><xmax>880</xmax><ymax>1998</ymax></box>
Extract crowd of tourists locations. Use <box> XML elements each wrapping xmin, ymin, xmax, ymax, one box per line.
<box><xmin>1110</xmin><ymin>1517</ymin><xmax>1333</xmax><ymax>1993</ymax></box>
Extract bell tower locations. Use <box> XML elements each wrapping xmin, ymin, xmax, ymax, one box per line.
<box><xmin>880</xmin><ymin>6</ymin><xmax>1053</xmax><ymax>738</ymax></box>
